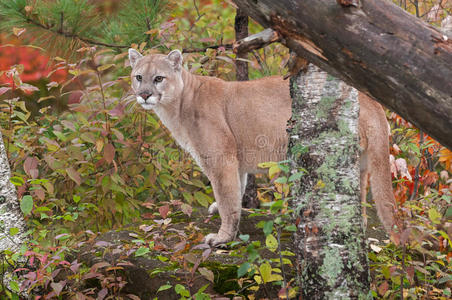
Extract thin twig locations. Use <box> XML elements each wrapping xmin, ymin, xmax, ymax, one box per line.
<box><xmin>182</xmin><ymin>44</ymin><xmax>233</xmax><ymax>53</ymax></box>
<box><xmin>189</xmin><ymin>0</ymin><xmax>205</xmax><ymax>31</ymax></box>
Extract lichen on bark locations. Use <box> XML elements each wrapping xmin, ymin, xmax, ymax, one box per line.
<box><xmin>288</xmin><ymin>65</ymin><xmax>370</xmax><ymax>299</ymax></box>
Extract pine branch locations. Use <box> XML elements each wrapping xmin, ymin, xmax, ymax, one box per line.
<box><xmin>25</xmin><ymin>16</ymin><xmax>129</xmax><ymax>49</ymax></box>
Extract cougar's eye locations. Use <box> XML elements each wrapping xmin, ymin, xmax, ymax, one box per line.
<box><xmin>135</xmin><ymin>75</ymin><xmax>142</xmax><ymax>82</ymax></box>
<box><xmin>154</xmin><ymin>76</ymin><xmax>164</xmax><ymax>83</ymax></box>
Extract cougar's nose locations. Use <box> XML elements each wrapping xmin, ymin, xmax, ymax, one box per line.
<box><xmin>139</xmin><ymin>92</ymin><xmax>152</xmax><ymax>100</ymax></box>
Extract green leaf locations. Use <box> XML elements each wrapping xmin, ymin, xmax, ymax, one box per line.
<box><xmin>274</xmin><ymin>176</ymin><xmax>287</xmax><ymax>184</ymax></box>
<box><xmin>9</xmin><ymin>227</ymin><xmax>19</xmax><ymax>236</ymax></box>
<box><xmin>270</xmin><ymin>200</ymin><xmax>284</xmax><ymax>214</ymax></box>
<box><xmin>237</xmin><ymin>262</ymin><xmax>250</xmax><ymax>277</ymax></box>
<box><xmin>135</xmin><ymin>247</ymin><xmax>150</xmax><ymax>257</ymax></box>
<box><xmin>10</xmin><ymin>176</ymin><xmax>24</xmax><ymax>186</ymax></box>
<box><xmin>288</xmin><ymin>172</ymin><xmax>304</xmax><ymax>182</ymax></box>
<box><xmin>157</xmin><ymin>284</ymin><xmax>172</xmax><ymax>293</ymax></box>
<box><xmin>9</xmin><ymin>280</ymin><xmax>19</xmax><ymax>292</ymax></box>
<box><xmin>263</xmin><ymin>221</ymin><xmax>273</xmax><ymax>236</ymax></box>
<box><xmin>239</xmin><ymin>234</ymin><xmax>249</xmax><ymax>242</ymax></box>
<box><xmin>174</xmin><ymin>284</ymin><xmax>190</xmax><ymax>297</ymax></box>
<box><xmin>194</xmin><ymin>191</ymin><xmax>211</xmax><ymax>208</ymax></box>
<box><xmin>285</xmin><ymin>225</ymin><xmax>297</xmax><ymax>232</ymax></box>
<box><xmin>20</xmin><ymin>195</ymin><xmax>33</xmax><ymax>215</ymax></box>
<box><xmin>266</xmin><ymin>234</ymin><xmax>278</xmax><ymax>252</ymax></box>
<box><xmin>277</xmin><ymin>162</ymin><xmax>290</xmax><ymax>173</ymax></box>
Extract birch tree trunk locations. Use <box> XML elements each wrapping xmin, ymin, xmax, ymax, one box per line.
<box><xmin>288</xmin><ymin>65</ymin><xmax>370</xmax><ymax>298</ymax></box>
<box><xmin>0</xmin><ymin>130</ymin><xmax>26</xmax><ymax>251</ymax></box>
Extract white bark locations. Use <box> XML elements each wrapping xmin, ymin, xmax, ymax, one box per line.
<box><xmin>0</xmin><ymin>130</ymin><xmax>26</xmax><ymax>251</ymax></box>
<box><xmin>288</xmin><ymin>65</ymin><xmax>370</xmax><ymax>298</ymax></box>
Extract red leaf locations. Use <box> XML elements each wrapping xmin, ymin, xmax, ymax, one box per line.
<box><xmin>159</xmin><ymin>204</ymin><xmax>170</xmax><ymax>218</ymax></box>
<box><xmin>98</xmin><ymin>288</ymin><xmax>108</xmax><ymax>300</ymax></box>
<box><xmin>33</xmin><ymin>189</ymin><xmax>45</xmax><ymax>201</ymax></box>
<box><xmin>104</xmin><ymin>143</ymin><xmax>115</xmax><ymax>164</ymax></box>
<box><xmin>108</xmin><ymin>103</ymin><xmax>125</xmax><ymax>117</ymax></box>
<box><xmin>50</xmin><ymin>281</ymin><xmax>65</xmax><ymax>296</ymax></box>
<box><xmin>0</xmin><ymin>87</ymin><xmax>10</xmax><ymax>96</ymax></box>
<box><xmin>24</xmin><ymin>156</ymin><xmax>39</xmax><ymax>179</ymax></box>
<box><xmin>378</xmin><ymin>281</ymin><xmax>388</xmax><ymax>296</ymax></box>
<box><xmin>18</xmin><ymin>83</ymin><xmax>39</xmax><ymax>94</ymax></box>
<box><xmin>91</xmin><ymin>262</ymin><xmax>110</xmax><ymax>271</ymax></box>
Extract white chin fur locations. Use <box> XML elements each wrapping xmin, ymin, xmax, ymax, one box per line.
<box><xmin>140</xmin><ymin>103</ymin><xmax>155</xmax><ymax>110</ymax></box>
<box><xmin>136</xmin><ymin>96</ymin><xmax>158</xmax><ymax>110</ymax></box>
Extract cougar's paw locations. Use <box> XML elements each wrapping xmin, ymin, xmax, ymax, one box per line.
<box><xmin>204</xmin><ymin>233</ymin><xmax>230</xmax><ymax>248</ymax></box>
<box><xmin>208</xmin><ymin>202</ymin><xmax>218</xmax><ymax>215</ymax></box>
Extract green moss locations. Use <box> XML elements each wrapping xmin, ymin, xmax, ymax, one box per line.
<box><xmin>320</xmin><ymin>247</ymin><xmax>344</xmax><ymax>287</ymax></box>
<box><xmin>337</xmin><ymin>119</ymin><xmax>351</xmax><ymax>135</ymax></box>
<box><xmin>316</xmin><ymin>96</ymin><xmax>336</xmax><ymax>119</ymax></box>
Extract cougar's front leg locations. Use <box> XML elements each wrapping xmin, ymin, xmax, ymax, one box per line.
<box><xmin>204</xmin><ymin>160</ymin><xmax>242</xmax><ymax>247</ymax></box>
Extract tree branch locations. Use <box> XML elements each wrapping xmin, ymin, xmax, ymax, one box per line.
<box><xmin>232</xmin><ymin>0</ymin><xmax>452</xmax><ymax>150</ymax></box>
<box><xmin>25</xmin><ymin>17</ymin><xmax>130</xmax><ymax>49</ymax></box>
<box><xmin>181</xmin><ymin>44</ymin><xmax>233</xmax><ymax>53</ymax></box>
<box><xmin>233</xmin><ymin>28</ymin><xmax>280</xmax><ymax>54</ymax></box>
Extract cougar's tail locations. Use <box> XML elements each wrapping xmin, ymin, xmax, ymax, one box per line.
<box><xmin>367</xmin><ymin>111</ymin><xmax>398</xmax><ymax>233</ymax></box>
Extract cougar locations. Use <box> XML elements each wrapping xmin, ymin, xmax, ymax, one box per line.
<box><xmin>128</xmin><ymin>49</ymin><xmax>397</xmax><ymax>247</ymax></box>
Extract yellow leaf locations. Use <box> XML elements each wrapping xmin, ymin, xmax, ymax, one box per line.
<box><xmin>98</xmin><ymin>64</ymin><xmax>115</xmax><ymax>72</ymax></box>
<box><xmin>145</xmin><ymin>29</ymin><xmax>159</xmax><ymax>35</ymax></box>
<box><xmin>268</xmin><ymin>165</ymin><xmax>281</xmax><ymax>179</ymax></box>
<box><xmin>266</xmin><ymin>234</ymin><xmax>278</xmax><ymax>252</ymax></box>
<box><xmin>314</xmin><ymin>179</ymin><xmax>325</xmax><ymax>189</ymax></box>
<box><xmin>259</xmin><ymin>262</ymin><xmax>272</xmax><ymax>283</ymax></box>
<box><xmin>258</xmin><ymin>161</ymin><xmax>277</xmax><ymax>169</ymax></box>
<box><xmin>253</xmin><ymin>275</ymin><xmax>262</xmax><ymax>284</ymax></box>
<box><xmin>269</xmin><ymin>274</ymin><xmax>283</xmax><ymax>282</ymax></box>
<box><xmin>96</xmin><ymin>138</ymin><xmax>104</xmax><ymax>153</ymax></box>
<box><xmin>13</xmin><ymin>27</ymin><xmax>26</xmax><ymax>37</ymax></box>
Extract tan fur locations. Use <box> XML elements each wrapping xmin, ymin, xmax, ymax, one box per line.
<box><xmin>129</xmin><ymin>49</ymin><xmax>397</xmax><ymax>246</ymax></box>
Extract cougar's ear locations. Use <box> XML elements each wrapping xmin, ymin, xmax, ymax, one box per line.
<box><xmin>167</xmin><ymin>50</ymin><xmax>183</xmax><ymax>71</ymax></box>
<box><xmin>128</xmin><ymin>48</ymin><xmax>143</xmax><ymax>68</ymax></box>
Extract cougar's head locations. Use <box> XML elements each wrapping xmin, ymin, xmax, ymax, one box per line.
<box><xmin>128</xmin><ymin>49</ymin><xmax>184</xmax><ymax>110</ymax></box>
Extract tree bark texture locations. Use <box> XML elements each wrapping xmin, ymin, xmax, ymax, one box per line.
<box><xmin>288</xmin><ymin>65</ymin><xmax>370</xmax><ymax>298</ymax></box>
<box><xmin>234</xmin><ymin>9</ymin><xmax>259</xmax><ymax>209</ymax></box>
<box><xmin>233</xmin><ymin>0</ymin><xmax>452</xmax><ymax>150</ymax></box>
<box><xmin>234</xmin><ymin>8</ymin><xmax>249</xmax><ymax>81</ymax></box>
<box><xmin>0</xmin><ymin>131</ymin><xmax>26</xmax><ymax>252</ymax></box>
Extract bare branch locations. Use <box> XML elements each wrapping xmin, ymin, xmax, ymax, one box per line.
<box><xmin>233</xmin><ymin>28</ymin><xmax>280</xmax><ymax>54</ymax></box>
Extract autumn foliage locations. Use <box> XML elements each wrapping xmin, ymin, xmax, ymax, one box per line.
<box><xmin>0</xmin><ymin>0</ymin><xmax>450</xmax><ymax>299</ymax></box>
